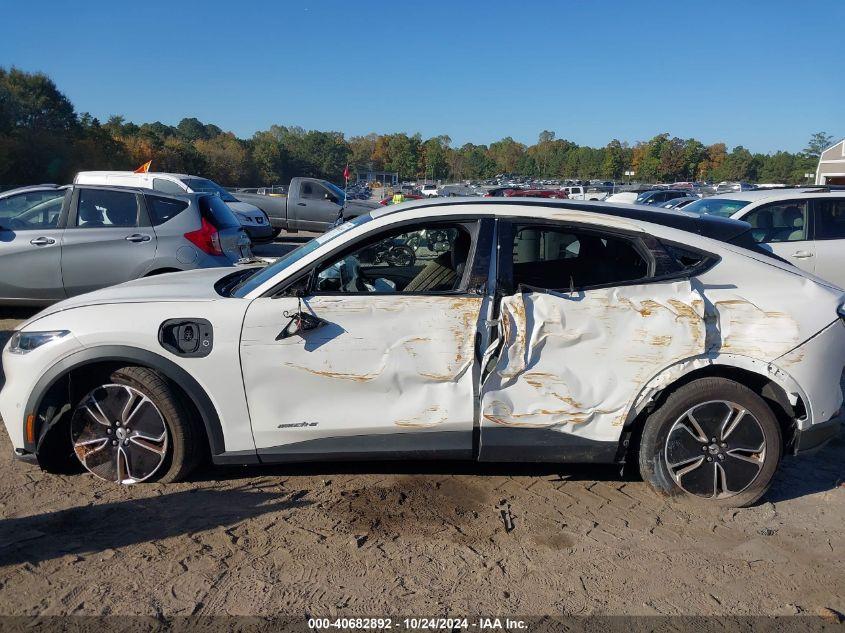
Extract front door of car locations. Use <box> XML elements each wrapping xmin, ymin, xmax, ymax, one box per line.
<box><xmin>740</xmin><ymin>200</ymin><xmax>816</xmax><ymax>275</ymax></box>
<box><xmin>295</xmin><ymin>182</ymin><xmax>341</xmax><ymax>232</ymax></box>
<box><xmin>0</xmin><ymin>188</ymin><xmax>68</xmax><ymax>302</ymax></box>
<box><xmin>240</xmin><ymin>219</ymin><xmax>491</xmax><ymax>460</ymax></box>
<box><xmin>478</xmin><ymin>220</ymin><xmax>708</xmax><ymax>462</ymax></box>
<box><xmin>61</xmin><ymin>188</ymin><xmax>158</xmax><ymax>297</ymax></box>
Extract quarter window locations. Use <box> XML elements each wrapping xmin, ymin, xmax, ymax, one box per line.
<box><xmin>314</xmin><ymin>224</ymin><xmax>474</xmax><ymax>294</ymax></box>
<box><xmin>510</xmin><ymin>224</ymin><xmax>649</xmax><ymax>290</ymax></box>
<box><xmin>742</xmin><ymin>201</ymin><xmax>808</xmax><ymax>243</ymax></box>
<box><xmin>815</xmin><ymin>199</ymin><xmax>845</xmax><ymax>240</ymax></box>
<box><xmin>74</xmin><ymin>190</ymin><xmax>139</xmax><ymax>228</ymax></box>
<box><xmin>145</xmin><ymin>195</ymin><xmax>189</xmax><ymax>225</ymax></box>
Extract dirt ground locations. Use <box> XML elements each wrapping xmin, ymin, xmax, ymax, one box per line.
<box><xmin>0</xmin><ymin>309</ymin><xmax>843</xmax><ymax>619</ymax></box>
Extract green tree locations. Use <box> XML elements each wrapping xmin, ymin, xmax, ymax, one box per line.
<box><xmin>804</xmin><ymin>132</ymin><xmax>834</xmax><ymax>159</ymax></box>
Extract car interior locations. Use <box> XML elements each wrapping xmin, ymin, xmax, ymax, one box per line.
<box><xmin>511</xmin><ymin>225</ymin><xmax>648</xmax><ymax>290</ymax></box>
<box><xmin>745</xmin><ymin>203</ymin><xmax>807</xmax><ymax>243</ymax></box>
<box><xmin>315</xmin><ymin>224</ymin><xmax>472</xmax><ymax>293</ymax></box>
<box><xmin>76</xmin><ymin>191</ymin><xmax>139</xmax><ymax>228</ymax></box>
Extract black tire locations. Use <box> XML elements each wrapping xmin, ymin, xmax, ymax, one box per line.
<box><xmin>638</xmin><ymin>377</ymin><xmax>782</xmax><ymax>507</ymax></box>
<box><xmin>70</xmin><ymin>366</ymin><xmax>201</xmax><ymax>484</ymax></box>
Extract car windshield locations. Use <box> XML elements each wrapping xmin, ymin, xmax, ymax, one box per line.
<box><xmin>230</xmin><ymin>213</ymin><xmax>374</xmax><ymax>297</ymax></box>
<box><xmin>182</xmin><ymin>177</ymin><xmax>239</xmax><ymax>203</ymax></box>
<box><xmin>684</xmin><ymin>198</ymin><xmax>751</xmax><ymax>218</ymax></box>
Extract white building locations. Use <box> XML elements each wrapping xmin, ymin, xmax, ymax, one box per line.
<box><xmin>816</xmin><ymin>138</ymin><xmax>845</xmax><ymax>185</ymax></box>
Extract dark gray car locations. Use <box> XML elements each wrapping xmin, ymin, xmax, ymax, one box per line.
<box><xmin>0</xmin><ymin>184</ymin><xmax>251</xmax><ymax>305</ymax></box>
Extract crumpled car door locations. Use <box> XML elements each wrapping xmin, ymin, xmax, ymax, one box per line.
<box><xmin>478</xmin><ymin>280</ymin><xmax>711</xmax><ymax>461</ymax></box>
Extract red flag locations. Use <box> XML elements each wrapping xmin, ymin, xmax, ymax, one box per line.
<box><xmin>134</xmin><ymin>160</ymin><xmax>152</xmax><ymax>173</ymax></box>
<box><xmin>342</xmin><ymin>164</ymin><xmax>350</xmax><ymax>182</ymax></box>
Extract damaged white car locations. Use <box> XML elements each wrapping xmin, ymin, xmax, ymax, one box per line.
<box><xmin>2</xmin><ymin>199</ymin><xmax>844</xmax><ymax>507</ymax></box>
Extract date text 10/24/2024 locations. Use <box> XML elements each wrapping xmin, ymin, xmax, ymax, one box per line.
<box><xmin>308</xmin><ymin>618</ymin><xmax>528</xmax><ymax>630</ymax></box>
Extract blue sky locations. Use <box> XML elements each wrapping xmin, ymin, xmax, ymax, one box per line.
<box><xmin>2</xmin><ymin>0</ymin><xmax>842</xmax><ymax>153</ymax></box>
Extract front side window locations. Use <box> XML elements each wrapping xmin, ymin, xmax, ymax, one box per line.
<box><xmin>314</xmin><ymin>223</ymin><xmax>474</xmax><ymax>294</ymax></box>
<box><xmin>74</xmin><ymin>189</ymin><xmax>139</xmax><ymax>228</ymax></box>
<box><xmin>0</xmin><ymin>190</ymin><xmax>65</xmax><ymax>229</ymax></box>
<box><xmin>742</xmin><ymin>201</ymin><xmax>808</xmax><ymax>243</ymax></box>
<box><xmin>815</xmin><ymin>198</ymin><xmax>845</xmax><ymax>240</ymax></box>
<box><xmin>510</xmin><ymin>224</ymin><xmax>649</xmax><ymax>291</ymax></box>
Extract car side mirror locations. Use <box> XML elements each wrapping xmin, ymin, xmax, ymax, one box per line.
<box><xmin>277</xmin><ymin>310</ymin><xmax>327</xmax><ymax>340</ymax></box>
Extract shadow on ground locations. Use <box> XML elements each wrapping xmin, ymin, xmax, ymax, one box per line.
<box><xmin>0</xmin><ymin>484</ymin><xmax>310</xmax><ymax>567</ymax></box>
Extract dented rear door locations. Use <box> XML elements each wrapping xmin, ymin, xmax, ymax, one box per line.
<box><xmin>478</xmin><ymin>220</ymin><xmax>710</xmax><ymax>462</ymax></box>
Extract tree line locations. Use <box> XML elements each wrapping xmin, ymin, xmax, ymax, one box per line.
<box><xmin>0</xmin><ymin>67</ymin><xmax>835</xmax><ymax>188</ymax></box>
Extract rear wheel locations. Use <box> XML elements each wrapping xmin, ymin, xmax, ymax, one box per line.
<box><xmin>69</xmin><ymin>366</ymin><xmax>200</xmax><ymax>484</ymax></box>
<box><xmin>638</xmin><ymin>377</ymin><xmax>782</xmax><ymax>507</ymax></box>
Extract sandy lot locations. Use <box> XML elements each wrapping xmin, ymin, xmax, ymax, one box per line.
<box><xmin>0</xmin><ymin>309</ymin><xmax>843</xmax><ymax>619</ymax></box>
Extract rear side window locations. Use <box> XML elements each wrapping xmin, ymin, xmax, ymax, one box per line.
<box><xmin>199</xmin><ymin>195</ymin><xmax>240</xmax><ymax>229</ymax></box>
<box><xmin>742</xmin><ymin>201</ymin><xmax>808</xmax><ymax>243</ymax></box>
<box><xmin>510</xmin><ymin>224</ymin><xmax>649</xmax><ymax>291</ymax></box>
<box><xmin>145</xmin><ymin>195</ymin><xmax>189</xmax><ymax>225</ymax></box>
<box><xmin>815</xmin><ymin>199</ymin><xmax>845</xmax><ymax>240</ymax></box>
<box><xmin>153</xmin><ymin>178</ymin><xmax>186</xmax><ymax>194</ymax></box>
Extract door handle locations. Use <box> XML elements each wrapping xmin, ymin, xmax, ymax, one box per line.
<box><xmin>791</xmin><ymin>250</ymin><xmax>814</xmax><ymax>259</ymax></box>
<box><xmin>125</xmin><ymin>233</ymin><xmax>151</xmax><ymax>243</ymax></box>
<box><xmin>296</xmin><ymin>202</ymin><xmax>306</xmax><ymax>206</ymax></box>
<box><xmin>30</xmin><ymin>237</ymin><xmax>56</xmax><ymax>246</ymax></box>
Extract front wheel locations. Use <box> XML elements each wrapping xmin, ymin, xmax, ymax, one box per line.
<box><xmin>638</xmin><ymin>377</ymin><xmax>782</xmax><ymax>507</ymax></box>
<box><xmin>69</xmin><ymin>366</ymin><xmax>201</xmax><ymax>484</ymax></box>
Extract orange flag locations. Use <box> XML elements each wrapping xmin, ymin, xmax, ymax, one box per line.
<box><xmin>134</xmin><ymin>160</ymin><xmax>152</xmax><ymax>173</ymax></box>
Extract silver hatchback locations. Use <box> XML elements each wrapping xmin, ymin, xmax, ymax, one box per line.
<box><xmin>0</xmin><ymin>184</ymin><xmax>252</xmax><ymax>305</ymax></box>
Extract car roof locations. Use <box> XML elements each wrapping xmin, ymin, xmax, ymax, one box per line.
<box><xmin>373</xmin><ymin>197</ymin><xmax>753</xmax><ymax>243</ymax></box>
<box><xmin>704</xmin><ymin>188</ymin><xmax>830</xmax><ymax>203</ymax></box>
<box><xmin>76</xmin><ymin>171</ymin><xmax>199</xmax><ymax>180</ymax></box>
<box><xmin>0</xmin><ymin>184</ymin><xmax>63</xmax><ymax>197</ymax></box>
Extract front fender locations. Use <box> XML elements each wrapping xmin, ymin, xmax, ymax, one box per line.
<box><xmin>24</xmin><ymin>345</ymin><xmax>229</xmax><ymax>457</ymax></box>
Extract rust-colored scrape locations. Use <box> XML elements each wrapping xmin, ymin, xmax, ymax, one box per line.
<box><xmin>619</xmin><ymin>297</ymin><xmax>666</xmax><ymax>317</ymax></box>
<box><xmin>650</xmin><ymin>334</ymin><xmax>673</xmax><ymax>347</ymax></box>
<box><xmin>666</xmin><ymin>299</ymin><xmax>702</xmax><ymax>322</ymax></box>
<box><xmin>283</xmin><ymin>363</ymin><xmax>379</xmax><ymax>382</ymax></box>
<box><xmin>395</xmin><ymin>406</ymin><xmax>447</xmax><ymax>428</ymax></box>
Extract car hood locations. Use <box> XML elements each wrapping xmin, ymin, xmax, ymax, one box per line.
<box><xmin>21</xmin><ymin>268</ymin><xmax>249</xmax><ymax>328</ymax></box>
<box><xmin>343</xmin><ymin>199</ymin><xmax>379</xmax><ymax>213</ymax></box>
<box><xmin>226</xmin><ymin>200</ymin><xmax>263</xmax><ymax>215</ymax></box>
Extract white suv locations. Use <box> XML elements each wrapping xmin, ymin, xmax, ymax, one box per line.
<box><xmin>684</xmin><ymin>189</ymin><xmax>845</xmax><ymax>288</ymax></box>
<box><xmin>74</xmin><ymin>172</ymin><xmax>276</xmax><ymax>243</ymax></box>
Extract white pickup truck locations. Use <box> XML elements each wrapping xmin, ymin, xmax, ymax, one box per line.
<box><xmin>562</xmin><ymin>185</ymin><xmax>610</xmax><ymax>201</ymax></box>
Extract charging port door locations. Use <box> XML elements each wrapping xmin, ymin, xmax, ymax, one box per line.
<box><xmin>158</xmin><ymin>319</ymin><xmax>213</xmax><ymax>357</ymax></box>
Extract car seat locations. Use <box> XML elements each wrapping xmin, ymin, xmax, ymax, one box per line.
<box><xmin>783</xmin><ymin>207</ymin><xmax>805</xmax><ymax>242</ymax></box>
<box><xmin>78</xmin><ymin>199</ymin><xmax>104</xmax><ymax>226</ymax></box>
<box><xmin>105</xmin><ymin>202</ymin><xmax>137</xmax><ymax>227</ymax></box>
<box><xmin>405</xmin><ymin>229</ymin><xmax>469</xmax><ymax>292</ymax></box>
<box><xmin>750</xmin><ymin>209</ymin><xmax>774</xmax><ymax>243</ymax></box>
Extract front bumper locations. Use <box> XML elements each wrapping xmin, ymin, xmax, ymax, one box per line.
<box><xmin>793</xmin><ymin>414</ymin><xmax>842</xmax><ymax>455</ymax></box>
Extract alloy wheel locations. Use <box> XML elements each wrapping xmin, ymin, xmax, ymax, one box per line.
<box><xmin>70</xmin><ymin>384</ymin><xmax>168</xmax><ymax>483</ymax></box>
<box><xmin>664</xmin><ymin>400</ymin><xmax>766</xmax><ymax>498</ymax></box>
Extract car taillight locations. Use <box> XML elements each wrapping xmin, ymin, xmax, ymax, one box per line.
<box><xmin>184</xmin><ymin>218</ymin><xmax>223</xmax><ymax>256</ymax></box>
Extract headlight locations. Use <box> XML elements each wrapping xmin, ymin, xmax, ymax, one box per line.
<box><xmin>8</xmin><ymin>330</ymin><xmax>70</xmax><ymax>354</ymax></box>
